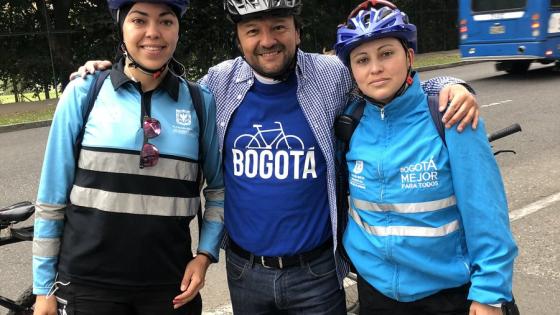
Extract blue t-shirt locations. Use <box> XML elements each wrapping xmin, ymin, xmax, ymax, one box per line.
<box><xmin>224</xmin><ymin>73</ymin><xmax>331</xmax><ymax>256</ymax></box>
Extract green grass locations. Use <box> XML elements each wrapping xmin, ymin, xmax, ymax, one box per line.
<box><xmin>0</xmin><ymin>106</ymin><xmax>55</xmax><ymax>126</ymax></box>
<box><xmin>0</xmin><ymin>90</ymin><xmax>59</xmax><ymax>104</ymax></box>
<box><xmin>415</xmin><ymin>52</ymin><xmax>461</xmax><ymax>69</ymax></box>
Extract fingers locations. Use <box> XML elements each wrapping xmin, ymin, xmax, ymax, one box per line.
<box><xmin>438</xmin><ymin>86</ymin><xmax>451</xmax><ymax>112</ymax></box>
<box><xmin>172</xmin><ymin>260</ymin><xmax>208</xmax><ymax>310</ymax></box>
<box><xmin>472</xmin><ymin>107</ymin><xmax>480</xmax><ymax>129</ymax></box>
<box><xmin>457</xmin><ymin>106</ymin><xmax>476</xmax><ymax>132</ymax></box>
<box><xmin>441</xmin><ymin>84</ymin><xmax>479</xmax><ymax>132</ymax></box>
<box><xmin>85</xmin><ymin>61</ymin><xmax>99</xmax><ymax>75</ymax></box>
<box><xmin>441</xmin><ymin>94</ymin><xmax>462</xmax><ymax>127</ymax></box>
<box><xmin>69</xmin><ymin>71</ymin><xmax>80</xmax><ymax>81</ymax></box>
<box><xmin>173</xmin><ymin>275</ymin><xmax>204</xmax><ymax>309</ymax></box>
<box><xmin>447</xmin><ymin>98</ymin><xmax>470</xmax><ymax>131</ymax></box>
<box><xmin>92</xmin><ymin>60</ymin><xmax>112</xmax><ymax>72</ymax></box>
<box><xmin>68</xmin><ymin>60</ymin><xmax>113</xmax><ymax>82</ymax></box>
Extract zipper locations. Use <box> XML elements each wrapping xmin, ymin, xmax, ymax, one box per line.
<box><xmin>379</xmin><ymin>107</ymin><xmax>386</xmax><ymax>201</ymax></box>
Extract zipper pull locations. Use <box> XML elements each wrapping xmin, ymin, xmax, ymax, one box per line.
<box><xmin>380</xmin><ymin>108</ymin><xmax>385</xmax><ymax>120</ymax></box>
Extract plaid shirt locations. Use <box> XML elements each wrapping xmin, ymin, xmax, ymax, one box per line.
<box><xmin>199</xmin><ymin>50</ymin><xmax>465</xmax><ymax>283</ymax></box>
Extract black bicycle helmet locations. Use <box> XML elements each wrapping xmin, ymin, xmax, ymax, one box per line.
<box><xmin>108</xmin><ymin>0</ymin><xmax>189</xmax><ymax>21</ymax></box>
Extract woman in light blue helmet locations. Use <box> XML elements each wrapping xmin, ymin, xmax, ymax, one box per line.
<box><xmin>32</xmin><ymin>1</ymin><xmax>224</xmax><ymax>314</ymax></box>
<box><xmin>335</xmin><ymin>1</ymin><xmax>518</xmax><ymax>314</ymax></box>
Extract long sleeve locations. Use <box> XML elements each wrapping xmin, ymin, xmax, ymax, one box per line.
<box><xmin>420</xmin><ymin>76</ymin><xmax>475</xmax><ymax>95</ymax></box>
<box><xmin>33</xmin><ymin>75</ymin><xmax>96</xmax><ymax>295</ymax></box>
<box><xmin>195</xmin><ymin>85</ymin><xmax>225</xmax><ymax>261</ymax></box>
<box><xmin>446</xmin><ymin>118</ymin><xmax>518</xmax><ymax>304</ymax></box>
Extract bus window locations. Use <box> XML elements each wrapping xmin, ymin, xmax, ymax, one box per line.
<box><xmin>472</xmin><ymin>0</ymin><xmax>527</xmax><ymax>12</ymax></box>
<box><xmin>552</xmin><ymin>0</ymin><xmax>560</xmax><ymax>7</ymax></box>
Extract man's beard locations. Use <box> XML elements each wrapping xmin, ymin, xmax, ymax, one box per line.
<box><xmin>249</xmin><ymin>44</ymin><xmax>296</xmax><ymax>80</ymax></box>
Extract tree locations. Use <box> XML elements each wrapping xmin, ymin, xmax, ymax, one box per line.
<box><xmin>0</xmin><ymin>0</ymin><xmax>459</xmax><ymax>97</ymax></box>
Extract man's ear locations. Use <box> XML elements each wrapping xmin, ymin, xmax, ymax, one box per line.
<box><xmin>235</xmin><ymin>36</ymin><xmax>244</xmax><ymax>55</ymax></box>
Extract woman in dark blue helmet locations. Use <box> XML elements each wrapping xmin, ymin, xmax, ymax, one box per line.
<box><xmin>32</xmin><ymin>1</ymin><xmax>224</xmax><ymax>314</ymax></box>
<box><xmin>335</xmin><ymin>1</ymin><xmax>517</xmax><ymax>314</ymax></box>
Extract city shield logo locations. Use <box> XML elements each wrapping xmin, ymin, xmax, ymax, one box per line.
<box><xmin>176</xmin><ymin>109</ymin><xmax>191</xmax><ymax>126</ymax></box>
<box><xmin>353</xmin><ymin>160</ymin><xmax>364</xmax><ymax>174</ymax></box>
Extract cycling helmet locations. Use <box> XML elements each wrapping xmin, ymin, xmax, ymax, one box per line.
<box><xmin>107</xmin><ymin>0</ymin><xmax>189</xmax><ymax>21</ymax></box>
<box><xmin>335</xmin><ymin>0</ymin><xmax>417</xmax><ymax>66</ymax></box>
<box><xmin>224</xmin><ymin>0</ymin><xmax>302</xmax><ymax>23</ymax></box>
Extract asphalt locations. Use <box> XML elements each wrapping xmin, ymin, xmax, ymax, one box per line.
<box><xmin>0</xmin><ymin>50</ymin><xmax>477</xmax><ymax>134</ymax></box>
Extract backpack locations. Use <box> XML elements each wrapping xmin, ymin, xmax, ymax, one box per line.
<box><xmin>75</xmin><ymin>70</ymin><xmax>206</xmax><ymax>234</ymax></box>
<box><xmin>333</xmin><ymin>95</ymin><xmax>444</xmax><ymax>262</ymax></box>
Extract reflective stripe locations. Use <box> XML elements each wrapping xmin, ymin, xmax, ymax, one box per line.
<box><xmin>79</xmin><ymin>149</ymin><xmax>198</xmax><ymax>181</ymax></box>
<box><xmin>33</xmin><ymin>237</ymin><xmax>60</xmax><ymax>257</ymax></box>
<box><xmin>203</xmin><ymin>188</ymin><xmax>225</xmax><ymax>222</ymax></box>
<box><xmin>351</xmin><ymin>196</ymin><xmax>456</xmax><ymax>213</ymax></box>
<box><xmin>70</xmin><ymin>186</ymin><xmax>199</xmax><ymax>217</ymax></box>
<box><xmin>349</xmin><ymin>207</ymin><xmax>460</xmax><ymax>237</ymax></box>
<box><xmin>35</xmin><ymin>203</ymin><xmax>65</xmax><ymax>221</ymax></box>
<box><xmin>204</xmin><ymin>206</ymin><xmax>223</xmax><ymax>222</ymax></box>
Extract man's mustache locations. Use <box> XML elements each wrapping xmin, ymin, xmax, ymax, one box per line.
<box><xmin>255</xmin><ymin>44</ymin><xmax>285</xmax><ymax>55</ymax></box>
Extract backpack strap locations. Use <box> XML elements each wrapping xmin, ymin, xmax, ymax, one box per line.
<box><xmin>74</xmin><ymin>70</ymin><xmax>110</xmax><ymax>161</ymax></box>
<box><xmin>427</xmin><ymin>94</ymin><xmax>447</xmax><ymax>147</ymax></box>
<box><xmin>334</xmin><ymin>99</ymin><xmax>365</xmax><ymax>144</ymax></box>
<box><xmin>334</xmin><ymin>98</ymin><xmax>365</xmax><ymax>266</ymax></box>
<box><xmin>186</xmin><ymin>81</ymin><xmax>206</xmax><ymax>237</ymax></box>
<box><xmin>186</xmin><ymin>81</ymin><xmax>205</xmax><ymax>159</ymax></box>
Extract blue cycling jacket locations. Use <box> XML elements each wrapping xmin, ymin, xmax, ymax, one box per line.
<box><xmin>33</xmin><ymin>63</ymin><xmax>224</xmax><ymax>295</ymax></box>
<box><xmin>343</xmin><ymin>75</ymin><xmax>517</xmax><ymax>305</ymax></box>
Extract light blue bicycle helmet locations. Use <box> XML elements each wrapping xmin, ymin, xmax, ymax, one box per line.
<box><xmin>335</xmin><ymin>0</ymin><xmax>417</xmax><ymax>66</ymax></box>
<box><xmin>107</xmin><ymin>0</ymin><xmax>189</xmax><ymax>21</ymax></box>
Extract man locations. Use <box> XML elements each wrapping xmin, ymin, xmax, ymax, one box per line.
<box><xmin>73</xmin><ymin>1</ymin><xmax>478</xmax><ymax>313</ymax></box>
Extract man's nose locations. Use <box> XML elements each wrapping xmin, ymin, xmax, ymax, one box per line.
<box><xmin>260</xmin><ymin>29</ymin><xmax>277</xmax><ymax>48</ymax></box>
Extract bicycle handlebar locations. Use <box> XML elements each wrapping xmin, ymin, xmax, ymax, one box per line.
<box><xmin>487</xmin><ymin>123</ymin><xmax>522</xmax><ymax>143</ymax></box>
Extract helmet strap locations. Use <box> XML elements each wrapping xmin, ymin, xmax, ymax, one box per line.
<box><xmin>120</xmin><ymin>43</ymin><xmax>169</xmax><ymax>80</ymax></box>
<box><xmin>394</xmin><ymin>41</ymin><xmax>414</xmax><ymax>98</ymax></box>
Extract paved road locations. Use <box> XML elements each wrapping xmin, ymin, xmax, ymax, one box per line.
<box><xmin>1</xmin><ymin>61</ymin><xmax>559</xmax><ymax>314</ymax></box>
<box><xmin>422</xmin><ymin>62</ymin><xmax>560</xmax><ymax>314</ymax></box>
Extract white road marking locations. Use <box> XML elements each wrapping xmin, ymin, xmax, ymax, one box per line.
<box><xmin>509</xmin><ymin>192</ymin><xmax>560</xmax><ymax>222</ymax></box>
<box><xmin>481</xmin><ymin>99</ymin><xmax>513</xmax><ymax>108</ymax></box>
<box><xmin>203</xmin><ymin>192</ymin><xmax>560</xmax><ymax>314</ymax></box>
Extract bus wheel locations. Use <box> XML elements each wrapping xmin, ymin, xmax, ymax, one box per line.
<box><xmin>497</xmin><ymin>61</ymin><xmax>531</xmax><ymax>74</ymax></box>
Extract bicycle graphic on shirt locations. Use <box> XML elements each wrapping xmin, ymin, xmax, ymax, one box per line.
<box><xmin>233</xmin><ymin>122</ymin><xmax>306</xmax><ymax>150</ymax></box>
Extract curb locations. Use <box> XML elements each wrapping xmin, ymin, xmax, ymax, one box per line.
<box><xmin>0</xmin><ymin>120</ymin><xmax>52</xmax><ymax>134</ymax></box>
<box><xmin>416</xmin><ymin>60</ymin><xmax>482</xmax><ymax>72</ymax></box>
<box><xmin>0</xmin><ymin>61</ymin><xmax>484</xmax><ymax>134</ymax></box>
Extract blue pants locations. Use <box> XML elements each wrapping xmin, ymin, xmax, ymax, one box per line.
<box><xmin>225</xmin><ymin>247</ymin><xmax>346</xmax><ymax>315</ymax></box>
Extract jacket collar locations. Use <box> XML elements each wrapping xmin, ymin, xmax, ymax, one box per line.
<box><xmin>110</xmin><ymin>57</ymin><xmax>179</xmax><ymax>101</ymax></box>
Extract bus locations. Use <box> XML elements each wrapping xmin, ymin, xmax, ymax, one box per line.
<box><xmin>459</xmin><ymin>0</ymin><xmax>560</xmax><ymax>73</ymax></box>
